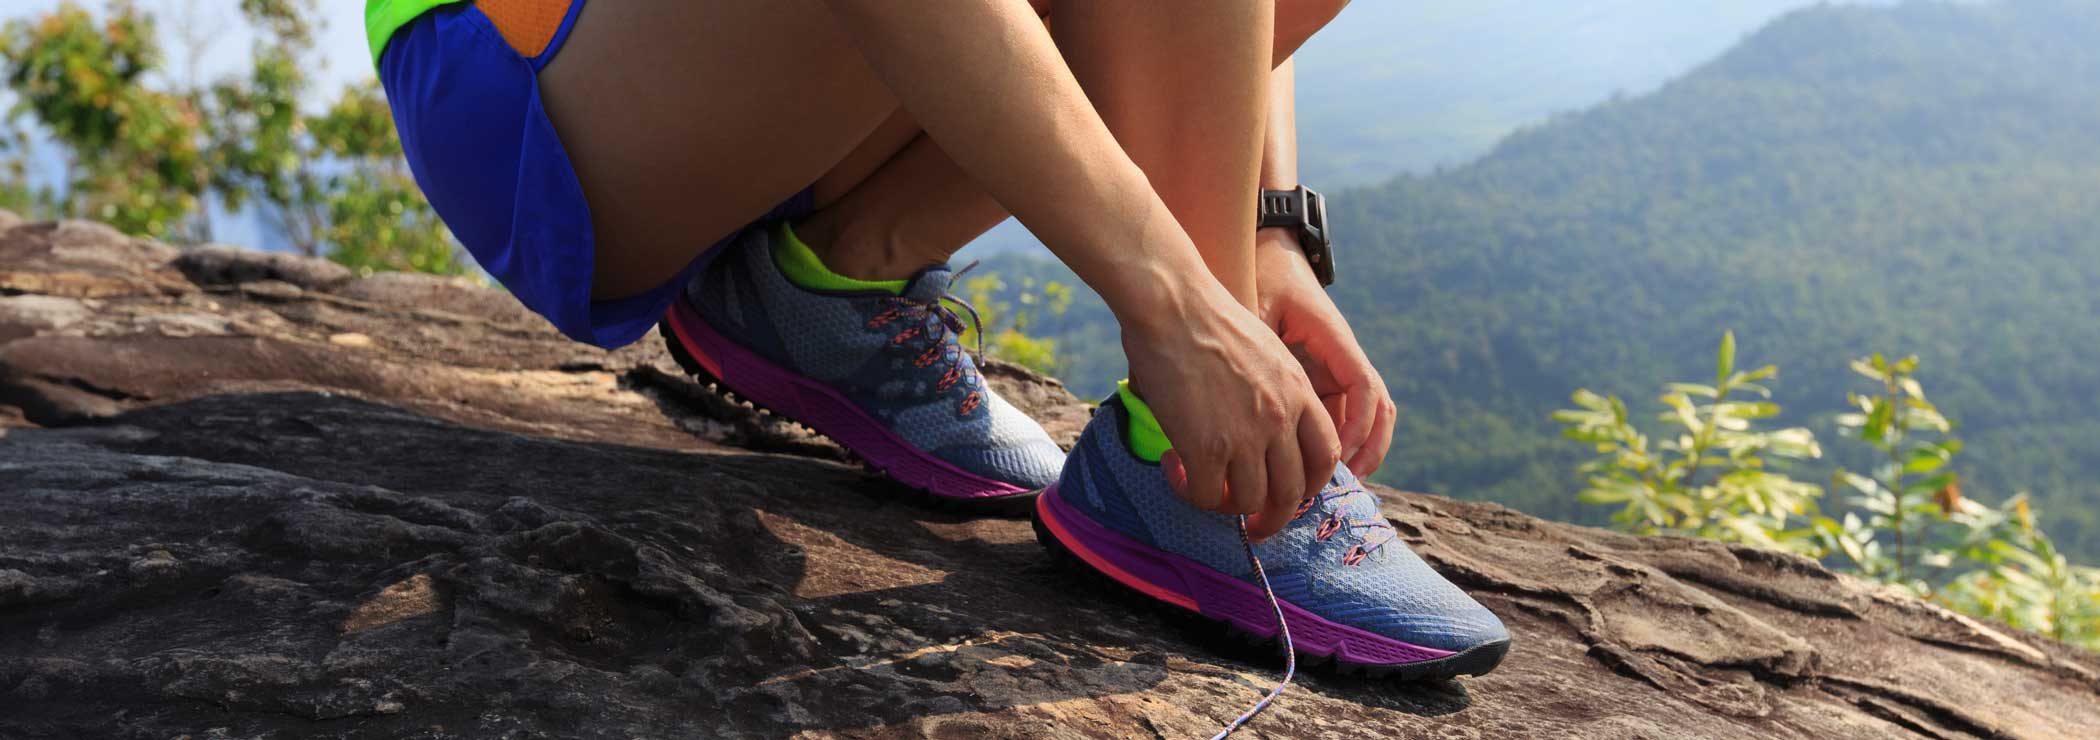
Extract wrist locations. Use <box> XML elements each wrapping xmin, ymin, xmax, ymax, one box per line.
<box><xmin>1256</xmin><ymin>226</ymin><xmax>1301</xmax><ymax>252</ymax></box>
<box><xmin>1101</xmin><ymin>258</ymin><xmax>1239</xmax><ymax>342</ymax></box>
<box><xmin>1256</xmin><ymin>230</ymin><xmax>1318</xmax><ymax>286</ymax></box>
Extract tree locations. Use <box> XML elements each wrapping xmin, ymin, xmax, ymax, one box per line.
<box><xmin>0</xmin><ymin>0</ymin><xmax>462</xmax><ymax>275</ymax></box>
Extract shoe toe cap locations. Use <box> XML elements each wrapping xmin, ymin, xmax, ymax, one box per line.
<box><xmin>1332</xmin><ymin>598</ymin><xmax>1509</xmax><ymax>654</ymax></box>
<box><xmin>935</xmin><ymin>438</ymin><xmax>1066</xmax><ymax>490</ymax></box>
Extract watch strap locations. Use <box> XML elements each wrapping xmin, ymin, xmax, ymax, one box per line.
<box><xmin>1259</xmin><ymin>186</ymin><xmax>1335</xmax><ymax>286</ymax></box>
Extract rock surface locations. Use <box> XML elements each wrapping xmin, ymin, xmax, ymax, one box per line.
<box><xmin>2</xmin><ymin>213</ymin><xmax>2097</xmax><ymax>739</ymax></box>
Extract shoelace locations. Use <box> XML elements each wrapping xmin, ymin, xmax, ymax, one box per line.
<box><xmin>1213</xmin><ymin>514</ymin><xmax>1295</xmax><ymax>740</ymax></box>
<box><xmin>1296</xmin><ymin>483</ymin><xmax>1397</xmax><ymax>565</ymax></box>
<box><xmin>1212</xmin><ymin>483</ymin><xmax>1394</xmax><ymax>738</ymax></box>
<box><xmin>862</xmin><ymin>263</ymin><xmax>987</xmax><ymax>414</ymax></box>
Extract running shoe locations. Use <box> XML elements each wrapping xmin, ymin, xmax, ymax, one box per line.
<box><xmin>1034</xmin><ymin>390</ymin><xmax>1511</xmax><ymax>678</ymax></box>
<box><xmin>660</xmin><ymin>223</ymin><xmax>1064</xmax><ymax>510</ymax></box>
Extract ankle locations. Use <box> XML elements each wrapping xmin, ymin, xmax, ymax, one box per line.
<box><xmin>773</xmin><ymin>222</ymin><xmax>908</xmax><ymax>295</ymax></box>
<box><xmin>795</xmin><ymin>213</ymin><xmax>949</xmax><ymax>283</ymax></box>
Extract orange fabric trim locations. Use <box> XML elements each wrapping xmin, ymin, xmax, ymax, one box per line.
<box><xmin>475</xmin><ymin>0</ymin><xmax>570</xmax><ymax>58</ymax></box>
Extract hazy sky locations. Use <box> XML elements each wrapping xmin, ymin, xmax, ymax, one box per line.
<box><xmin>0</xmin><ymin>1</ymin><xmax>1851</xmax><ymax>253</ymax></box>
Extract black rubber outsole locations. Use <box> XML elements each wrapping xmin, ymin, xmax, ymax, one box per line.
<box><xmin>1032</xmin><ymin>510</ymin><xmax>1510</xmax><ymax>681</ymax></box>
<box><xmin>659</xmin><ymin>320</ymin><xmax>1041</xmax><ymax>518</ymax></box>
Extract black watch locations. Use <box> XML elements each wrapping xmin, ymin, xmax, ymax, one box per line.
<box><xmin>1258</xmin><ymin>185</ymin><xmax>1334</xmax><ymax>286</ymax></box>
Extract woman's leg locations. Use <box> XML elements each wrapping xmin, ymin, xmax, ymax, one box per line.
<box><xmin>793</xmin><ymin>1</ymin><xmax>1350</xmax><ymax>284</ymax></box>
<box><xmin>547</xmin><ymin>0</ymin><xmax>1348</xmax><ymax>296</ymax></box>
<box><xmin>1050</xmin><ymin>1</ymin><xmax>1274</xmax><ymax>307</ymax></box>
<box><xmin>544</xmin><ymin>0</ymin><xmax>1338</xmax><ymax>534</ymax></box>
<box><xmin>539</xmin><ymin>0</ymin><xmax>905</xmax><ymax>300</ymax></box>
<box><xmin>792</xmin><ymin>117</ymin><xmax>1011</xmax><ymax>282</ymax></box>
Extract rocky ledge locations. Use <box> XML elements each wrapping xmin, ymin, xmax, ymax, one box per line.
<box><xmin>2</xmin><ymin>213</ymin><xmax>2097</xmax><ymax>738</ymax></box>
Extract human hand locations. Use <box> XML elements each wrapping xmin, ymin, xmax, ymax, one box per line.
<box><xmin>1122</xmin><ymin>278</ymin><xmax>1341</xmax><ymax>541</ymax></box>
<box><xmin>1254</xmin><ymin>230</ymin><xmax>1397</xmax><ymax>477</ymax></box>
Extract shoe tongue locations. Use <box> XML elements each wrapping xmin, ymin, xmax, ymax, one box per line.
<box><xmin>1328</xmin><ymin>464</ymin><xmax>1360</xmax><ymax>490</ymax></box>
<box><xmin>1326</xmin><ymin>464</ymin><xmax>1392</xmax><ymax>520</ymax></box>
<box><xmin>902</xmin><ymin>265</ymin><xmax>954</xmax><ymax>302</ymax></box>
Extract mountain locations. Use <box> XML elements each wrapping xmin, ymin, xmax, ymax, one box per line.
<box><xmin>1293</xmin><ymin>0</ymin><xmax>1867</xmax><ymax>187</ymax></box>
<box><xmin>6</xmin><ymin>215</ymin><xmax>2099</xmax><ymax>738</ymax></box>
<box><xmin>961</xmin><ymin>0</ymin><xmax>1847</xmax><ymax>256</ymax></box>
<box><xmin>982</xmin><ymin>0</ymin><xmax>2100</xmax><ymax>557</ymax></box>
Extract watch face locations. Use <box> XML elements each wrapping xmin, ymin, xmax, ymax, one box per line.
<box><xmin>1302</xmin><ymin>188</ymin><xmax>1334</xmax><ymax>286</ymax></box>
<box><xmin>1259</xmin><ymin>187</ymin><xmax>1335</xmax><ymax>285</ymax></box>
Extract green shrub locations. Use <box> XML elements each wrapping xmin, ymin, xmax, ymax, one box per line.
<box><xmin>1551</xmin><ymin>332</ymin><xmax>1823</xmax><ymax>553</ymax></box>
<box><xmin>1559</xmin><ymin>332</ymin><xmax>2100</xmax><ymax>650</ymax></box>
<box><xmin>959</xmin><ymin>271</ymin><xmax>1072</xmax><ymax>376</ymax></box>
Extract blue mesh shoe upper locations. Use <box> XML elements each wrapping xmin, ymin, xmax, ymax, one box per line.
<box><xmin>685</xmin><ymin>226</ymin><xmax>1064</xmax><ymax>489</ymax></box>
<box><xmin>1056</xmin><ymin>397</ymin><xmax>1509</xmax><ymax>652</ymax></box>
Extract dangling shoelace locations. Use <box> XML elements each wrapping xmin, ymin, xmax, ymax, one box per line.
<box><xmin>1211</xmin><ymin>483</ymin><xmax>1394</xmax><ymax>738</ymax></box>
<box><xmin>862</xmin><ymin>263</ymin><xmax>987</xmax><ymax>414</ymax></box>
<box><xmin>1212</xmin><ymin>514</ymin><xmax>1296</xmax><ymax>740</ymax></box>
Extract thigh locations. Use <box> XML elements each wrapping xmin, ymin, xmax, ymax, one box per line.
<box><xmin>539</xmin><ymin>0</ymin><xmax>899</xmax><ymax>300</ymax></box>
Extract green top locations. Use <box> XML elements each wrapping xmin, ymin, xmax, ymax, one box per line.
<box><xmin>365</xmin><ymin>0</ymin><xmax>464</xmax><ymax>65</ymax></box>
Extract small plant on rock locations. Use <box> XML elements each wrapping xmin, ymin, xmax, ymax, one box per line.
<box><xmin>1552</xmin><ymin>331</ymin><xmax>1824</xmax><ymax>553</ymax></box>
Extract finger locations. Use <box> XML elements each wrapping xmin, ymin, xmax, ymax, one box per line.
<box><xmin>1227</xmin><ymin>455</ymin><xmax>1266</xmax><ymax>517</ymax></box>
<box><xmin>1298</xmin><ymin>403</ymin><xmax>1342</xmax><ymax>499</ymax></box>
<box><xmin>1348</xmin><ymin>397</ymin><xmax>1398</xmax><ymax>477</ymax></box>
<box><xmin>1338</xmin><ymin>371</ymin><xmax>1377</xmax><ymax>462</ymax></box>
<box><xmin>1168</xmin><ymin>449</ymin><xmax>1227</xmax><ymax>511</ymax></box>
<box><xmin>1323</xmin><ymin>392</ymin><xmax>1349</xmax><ymax>435</ymax></box>
<box><xmin>1248</xmin><ymin>432</ymin><xmax>1307</xmax><ymax>540</ymax></box>
<box><xmin>1320</xmin><ymin>386</ymin><xmax>1352</xmax><ymax>459</ymax></box>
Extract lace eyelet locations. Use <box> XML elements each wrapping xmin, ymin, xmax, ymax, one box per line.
<box><xmin>1293</xmin><ymin>496</ymin><xmax>1317</xmax><ymax>519</ymax></box>
<box><xmin>1314</xmin><ymin>516</ymin><xmax>1342</xmax><ymax>541</ymax></box>
<box><xmin>1342</xmin><ymin>544</ymin><xmax>1367</xmax><ymax>566</ymax></box>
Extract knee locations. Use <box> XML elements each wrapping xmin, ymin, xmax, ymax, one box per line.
<box><xmin>1277</xmin><ymin>0</ymin><xmax>1349</xmax><ymax>45</ymax></box>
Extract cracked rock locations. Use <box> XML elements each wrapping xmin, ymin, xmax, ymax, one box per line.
<box><xmin>2</xmin><ymin>211</ymin><xmax>2097</xmax><ymax>738</ymax></box>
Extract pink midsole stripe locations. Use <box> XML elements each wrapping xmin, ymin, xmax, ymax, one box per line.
<box><xmin>1037</xmin><ymin>486</ymin><xmax>1201</xmax><ymax>612</ymax></box>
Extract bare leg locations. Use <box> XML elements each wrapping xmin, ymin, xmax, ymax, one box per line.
<box><xmin>1051</xmin><ymin>2</ymin><xmax>1272</xmax><ymax>307</ymax></box>
<box><xmin>797</xmin><ymin>2</ymin><xmax>1349</xmax><ymax>284</ymax></box>
<box><xmin>542</xmin><ymin>0</ymin><xmax>1338</xmax><ymax>537</ymax></box>
<box><xmin>795</xmin><ymin>123</ymin><xmax>1009</xmax><ymax>281</ymax></box>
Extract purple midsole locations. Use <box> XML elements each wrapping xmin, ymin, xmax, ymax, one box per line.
<box><xmin>666</xmin><ymin>298</ymin><xmax>1028</xmax><ymax>500</ymax></box>
<box><xmin>1039</xmin><ymin>484</ymin><xmax>1456</xmax><ymax>666</ymax></box>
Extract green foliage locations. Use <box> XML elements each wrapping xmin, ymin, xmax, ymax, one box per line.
<box><xmin>1562</xmin><ymin>340</ymin><xmax>2100</xmax><ymax>650</ymax></box>
<box><xmin>1815</xmin><ymin>354</ymin><xmax>1961</xmax><ymax>586</ymax></box>
<box><xmin>0</xmin><ymin>0</ymin><xmax>462</xmax><ymax>274</ymax></box>
<box><xmin>1937</xmin><ymin>496</ymin><xmax>2100</xmax><ymax>651</ymax></box>
<box><xmin>1553</xmin><ymin>332</ymin><xmax>1822</xmax><ymax>551</ymax></box>
<box><xmin>958</xmin><ymin>271</ymin><xmax>1073</xmax><ymax>375</ymax></box>
<box><xmin>1</xmin><ymin>2</ymin><xmax>206</xmax><ymax>236</ymax></box>
<box><xmin>0</xmin><ymin>125</ymin><xmax>54</xmax><ymax>216</ymax></box>
<box><xmin>969</xmin><ymin>253</ymin><xmax>1122</xmax><ymax>397</ymax></box>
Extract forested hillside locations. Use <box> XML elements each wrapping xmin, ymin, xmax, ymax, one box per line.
<box><xmin>964</xmin><ymin>0</ymin><xmax>1833</xmax><ymax>255</ymax></box>
<box><xmin>1295</xmin><ymin>0</ymin><xmax>1839</xmax><ymax>185</ymax></box>
<box><xmin>988</xmin><ymin>0</ymin><xmax>2100</xmax><ymax>557</ymax></box>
